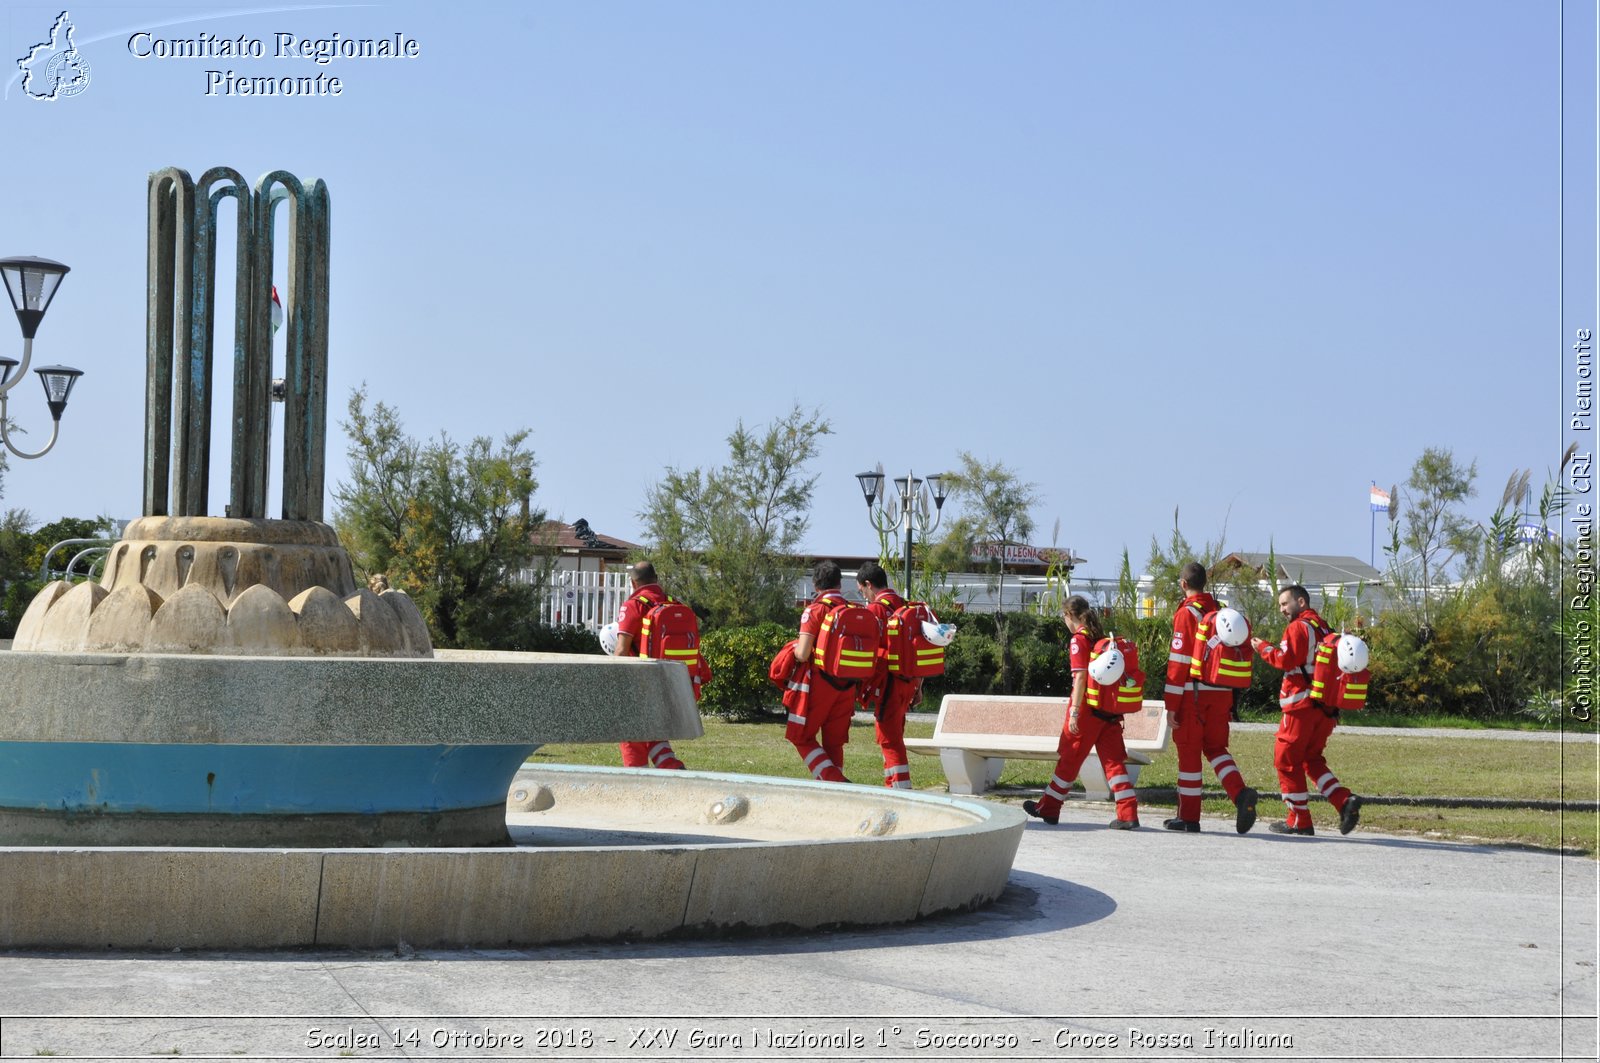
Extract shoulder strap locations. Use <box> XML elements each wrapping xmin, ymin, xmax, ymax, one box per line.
<box><xmin>1299</xmin><ymin>618</ymin><xmax>1324</xmax><ymax>674</ymax></box>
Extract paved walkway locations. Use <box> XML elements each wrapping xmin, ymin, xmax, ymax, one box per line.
<box><xmin>1</xmin><ymin>803</ymin><xmax>1593</xmax><ymax>1061</ymax></box>
<box><xmin>883</xmin><ymin>710</ymin><xmax>1600</xmax><ymax>742</ymax></box>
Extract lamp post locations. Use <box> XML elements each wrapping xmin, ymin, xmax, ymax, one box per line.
<box><xmin>856</xmin><ymin>464</ymin><xmax>948</xmax><ymax>593</ymax></box>
<box><xmin>0</xmin><ymin>256</ymin><xmax>84</xmax><ymax>460</ymax></box>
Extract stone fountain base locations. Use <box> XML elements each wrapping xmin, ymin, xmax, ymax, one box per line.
<box><xmin>0</xmin><ymin>765</ymin><xmax>1026</xmax><ymax>949</ymax></box>
<box><xmin>0</xmin><ymin>648</ymin><xmax>701</xmax><ymax>847</ymax></box>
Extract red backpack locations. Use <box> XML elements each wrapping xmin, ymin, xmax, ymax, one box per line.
<box><xmin>1192</xmin><ymin>609</ymin><xmax>1254</xmax><ymax>689</ymax></box>
<box><xmin>636</xmin><ymin>592</ymin><xmax>711</xmax><ymax>702</ymax></box>
<box><xmin>1085</xmin><ymin>635</ymin><xmax>1146</xmax><ymax>715</ymax></box>
<box><xmin>885</xmin><ymin>600</ymin><xmax>947</xmax><ymax>678</ymax></box>
<box><xmin>1311</xmin><ymin>631</ymin><xmax>1370</xmax><ymax>711</ymax></box>
<box><xmin>812</xmin><ymin>597</ymin><xmax>882</xmax><ymax>682</ymax></box>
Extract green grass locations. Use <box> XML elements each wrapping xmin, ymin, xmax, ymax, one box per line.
<box><xmin>1254</xmin><ymin>710</ymin><xmax>1564</xmax><ymax>732</ymax></box>
<box><xmin>533</xmin><ymin>717</ymin><xmax>1600</xmax><ymax>856</ymax></box>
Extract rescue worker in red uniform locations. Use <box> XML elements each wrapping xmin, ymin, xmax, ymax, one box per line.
<box><xmin>856</xmin><ymin>561</ymin><xmax>917</xmax><ymax>789</ymax></box>
<box><xmin>1252</xmin><ymin>584</ymin><xmax>1363</xmax><ymax>836</ymax></box>
<box><xmin>611</xmin><ymin>560</ymin><xmax>686</xmax><ymax>771</ymax></box>
<box><xmin>1162</xmin><ymin>562</ymin><xmax>1258</xmax><ymax>833</ymax></box>
<box><xmin>1023</xmin><ymin>596</ymin><xmax>1140</xmax><ymax>829</ymax></box>
<box><xmin>787</xmin><ymin>560</ymin><xmax>856</xmax><ymax>783</ymax></box>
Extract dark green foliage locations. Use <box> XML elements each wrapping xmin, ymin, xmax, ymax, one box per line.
<box><xmin>334</xmin><ymin>387</ymin><xmax>551</xmax><ymax>650</ymax></box>
<box><xmin>523</xmin><ymin>624</ymin><xmax>603</xmax><ymax>655</ymax></box>
<box><xmin>924</xmin><ymin>612</ymin><xmax>1068</xmax><ymax>701</ymax></box>
<box><xmin>923</xmin><ymin>454</ymin><xmax>1040</xmax><ymax>693</ymax></box>
<box><xmin>0</xmin><ymin>512</ymin><xmax>115</xmax><ymax>638</ymax></box>
<box><xmin>639</xmin><ymin>406</ymin><xmax>830</xmax><ymax>629</ymax></box>
<box><xmin>1361</xmin><ymin>458</ymin><xmax>1562</xmax><ymax>720</ymax></box>
<box><xmin>698</xmin><ymin>621</ymin><xmax>796</xmax><ymax>721</ymax></box>
<box><xmin>924</xmin><ymin>615</ymin><xmax>1004</xmax><ymax>699</ymax></box>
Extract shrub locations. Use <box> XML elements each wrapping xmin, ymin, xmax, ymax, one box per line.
<box><xmin>924</xmin><ymin>622</ymin><xmax>1002</xmax><ymax>700</ymax></box>
<box><xmin>699</xmin><ymin>622</ymin><xmax>794</xmax><ymax>722</ymax></box>
<box><xmin>519</xmin><ymin>623</ymin><xmax>602</xmax><ymax>654</ymax></box>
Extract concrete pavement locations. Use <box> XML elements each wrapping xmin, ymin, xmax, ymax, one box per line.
<box><xmin>0</xmin><ymin>800</ymin><xmax>1593</xmax><ymax>1062</ymax></box>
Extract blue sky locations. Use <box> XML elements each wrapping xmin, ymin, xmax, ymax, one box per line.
<box><xmin>0</xmin><ymin>1</ymin><xmax>1590</xmax><ymax>580</ymax></box>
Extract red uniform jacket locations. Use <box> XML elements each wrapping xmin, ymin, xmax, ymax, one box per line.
<box><xmin>1164</xmin><ymin>592</ymin><xmax>1218</xmax><ymax>711</ymax></box>
<box><xmin>1255</xmin><ymin>607</ymin><xmax>1331</xmax><ymax>712</ymax></box>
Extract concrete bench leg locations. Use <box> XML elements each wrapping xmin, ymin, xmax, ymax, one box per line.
<box><xmin>1078</xmin><ymin>760</ymin><xmax>1144</xmax><ymax>802</ymax></box>
<box><xmin>940</xmin><ymin>751</ymin><xmax>1005</xmax><ymax>795</ymax></box>
<box><xmin>1078</xmin><ymin>759</ymin><xmax>1111</xmax><ymax>801</ymax></box>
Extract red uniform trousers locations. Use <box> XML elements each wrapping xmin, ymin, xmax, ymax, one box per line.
<box><xmin>1274</xmin><ymin>706</ymin><xmax>1352</xmax><ymax>829</ymax></box>
<box><xmin>786</xmin><ymin>671</ymin><xmax>856</xmax><ymax>782</ymax></box>
<box><xmin>873</xmin><ymin>675</ymin><xmax>920</xmax><ymax>789</ymax></box>
<box><xmin>1172</xmin><ymin>688</ymin><xmax>1249</xmax><ymax>822</ymax></box>
<box><xmin>1032</xmin><ymin>712</ymin><xmax>1139</xmax><ymax>823</ymax></box>
<box><xmin>618</xmin><ymin>741</ymin><xmax>685</xmax><ymax>770</ymax></box>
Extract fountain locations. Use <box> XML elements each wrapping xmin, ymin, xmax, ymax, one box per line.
<box><xmin>0</xmin><ymin>167</ymin><xmax>1022</xmax><ymax>948</ymax></box>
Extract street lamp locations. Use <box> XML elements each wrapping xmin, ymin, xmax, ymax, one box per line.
<box><xmin>0</xmin><ymin>256</ymin><xmax>84</xmax><ymax>459</ymax></box>
<box><xmin>856</xmin><ymin>462</ymin><xmax>948</xmax><ymax>592</ymax></box>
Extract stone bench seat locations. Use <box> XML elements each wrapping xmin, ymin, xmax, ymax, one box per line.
<box><xmin>906</xmin><ymin>694</ymin><xmax>1171</xmax><ymax>799</ymax></box>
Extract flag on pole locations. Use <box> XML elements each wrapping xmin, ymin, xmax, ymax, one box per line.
<box><xmin>270</xmin><ymin>285</ymin><xmax>283</xmax><ymax>333</ymax></box>
<box><xmin>1369</xmin><ymin>482</ymin><xmax>1390</xmax><ymax>513</ymax></box>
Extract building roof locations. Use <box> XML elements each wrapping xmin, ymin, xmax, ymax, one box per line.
<box><xmin>1217</xmin><ymin>552</ymin><xmax>1382</xmax><ymax>586</ymax></box>
<box><xmin>537</xmin><ymin>519</ymin><xmax>641</xmax><ymax>557</ymax></box>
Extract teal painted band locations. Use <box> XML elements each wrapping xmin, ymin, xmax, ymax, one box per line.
<box><xmin>0</xmin><ymin>741</ymin><xmax>537</xmax><ymax>815</ymax></box>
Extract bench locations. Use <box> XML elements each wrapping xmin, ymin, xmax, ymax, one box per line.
<box><xmin>905</xmin><ymin>695</ymin><xmax>1171</xmax><ymax>799</ymax></box>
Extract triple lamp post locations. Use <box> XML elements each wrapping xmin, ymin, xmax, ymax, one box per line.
<box><xmin>0</xmin><ymin>256</ymin><xmax>83</xmax><ymax>459</ymax></box>
<box><xmin>855</xmin><ymin>465</ymin><xmax>948</xmax><ymax>594</ymax></box>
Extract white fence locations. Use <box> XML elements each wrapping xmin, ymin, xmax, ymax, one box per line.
<box><xmin>532</xmin><ymin>569</ymin><xmax>634</xmax><ymax>629</ymax></box>
<box><xmin>526</xmin><ymin>567</ymin><xmax>1391</xmax><ymax>628</ymax></box>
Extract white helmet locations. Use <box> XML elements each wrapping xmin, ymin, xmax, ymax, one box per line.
<box><xmin>1214</xmin><ymin>608</ymin><xmax>1250</xmax><ymax>648</ymax></box>
<box><xmin>1337</xmin><ymin>633</ymin><xmax>1369</xmax><ymax>673</ymax></box>
<box><xmin>921</xmin><ymin>620</ymin><xmax>956</xmax><ymax>647</ymax></box>
<box><xmin>1089</xmin><ymin>644</ymin><xmax>1126</xmax><ymax>686</ymax></box>
<box><xmin>598</xmin><ymin>622</ymin><xmax>620</xmax><ymax>655</ymax></box>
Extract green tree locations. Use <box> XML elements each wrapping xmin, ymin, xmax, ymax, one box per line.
<box><xmin>1394</xmin><ymin>447</ymin><xmax>1480</xmax><ymax>626</ymax></box>
<box><xmin>927</xmin><ymin>453</ymin><xmax>1039</xmax><ymax>691</ymax></box>
<box><xmin>333</xmin><ymin>387</ymin><xmax>548</xmax><ymax>650</ymax></box>
<box><xmin>1142</xmin><ymin>506</ymin><xmax>1230</xmax><ymax>617</ymax></box>
<box><xmin>639</xmin><ymin>405</ymin><xmax>831</xmax><ymax>628</ymax></box>
<box><xmin>0</xmin><ymin>511</ymin><xmax>115</xmax><ymax>636</ymax></box>
<box><xmin>1369</xmin><ymin>453</ymin><xmax>1563</xmax><ymax>719</ymax></box>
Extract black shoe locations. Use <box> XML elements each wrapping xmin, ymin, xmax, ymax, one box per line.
<box><xmin>1339</xmin><ymin>795</ymin><xmax>1363</xmax><ymax>835</ymax></box>
<box><xmin>1162</xmin><ymin>818</ymin><xmax>1200</xmax><ymax>833</ymax></box>
<box><xmin>1107</xmin><ymin>818</ymin><xmax>1139</xmax><ymax>830</ymax></box>
<box><xmin>1023</xmin><ymin>800</ymin><xmax>1059</xmax><ymax>825</ymax></box>
<box><xmin>1234</xmin><ymin>786</ymin><xmax>1259</xmax><ymax>835</ymax></box>
<box><xmin>1268</xmin><ymin>821</ymin><xmax>1314</xmax><ymax>836</ymax></box>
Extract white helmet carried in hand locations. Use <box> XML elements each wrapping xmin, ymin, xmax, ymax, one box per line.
<box><xmin>1089</xmin><ymin>643</ymin><xmax>1126</xmax><ymax>686</ymax></box>
<box><xmin>598</xmin><ymin>622</ymin><xmax>620</xmax><ymax>656</ymax></box>
<box><xmin>922</xmin><ymin>620</ymin><xmax>956</xmax><ymax>647</ymax></box>
<box><xmin>1214</xmin><ymin>607</ymin><xmax>1250</xmax><ymax>647</ymax></box>
<box><xmin>1337</xmin><ymin>633</ymin><xmax>1370</xmax><ymax>673</ymax></box>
